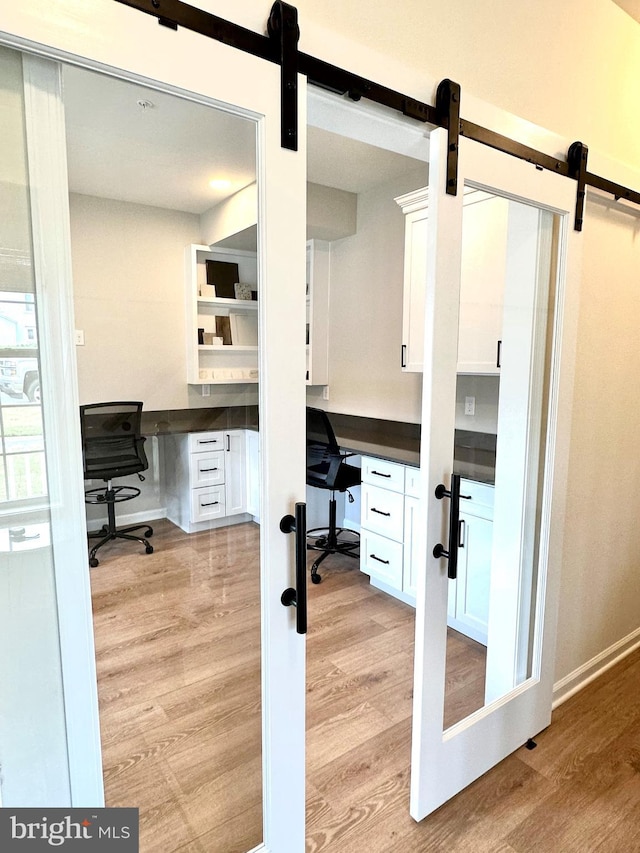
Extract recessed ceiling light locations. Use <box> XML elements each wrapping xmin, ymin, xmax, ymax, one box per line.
<box><xmin>209</xmin><ymin>179</ymin><xmax>232</xmax><ymax>191</ymax></box>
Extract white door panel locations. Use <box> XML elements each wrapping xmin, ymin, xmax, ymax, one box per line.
<box><xmin>0</xmin><ymin>8</ymin><xmax>307</xmax><ymax>851</ymax></box>
<box><xmin>411</xmin><ymin>128</ymin><xmax>582</xmax><ymax>819</ymax></box>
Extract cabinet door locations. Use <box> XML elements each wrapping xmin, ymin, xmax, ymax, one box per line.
<box><xmin>403</xmin><ymin>495</ymin><xmax>420</xmax><ymax>599</ymax></box>
<box><xmin>457</xmin><ymin>195</ymin><xmax>509</xmax><ymax>374</ymax></box>
<box><xmin>225</xmin><ymin>429</ymin><xmax>247</xmax><ymax>516</ymax></box>
<box><xmin>448</xmin><ymin>510</ymin><xmax>492</xmax><ymax>645</ymax></box>
<box><xmin>245</xmin><ymin>429</ymin><xmax>261</xmax><ymax>520</ymax></box>
<box><xmin>401</xmin><ymin>208</ymin><xmax>429</xmax><ymax>373</ymax></box>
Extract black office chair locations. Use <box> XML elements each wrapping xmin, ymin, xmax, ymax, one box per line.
<box><xmin>80</xmin><ymin>401</ymin><xmax>154</xmax><ymax>568</ymax></box>
<box><xmin>306</xmin><ymin>406</ymin><xmax>361</xmax><ymax>584</ymax></box>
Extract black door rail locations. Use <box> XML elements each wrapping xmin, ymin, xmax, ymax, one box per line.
<box><xmin>114</xmin><ymin>0</ymin><xmax>640</xmax><ymax>231</ymax></box>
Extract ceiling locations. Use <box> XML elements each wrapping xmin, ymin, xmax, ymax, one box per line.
<box><xmin>63</xmin><ymin>65</ymin><xmax>424</xmax><ymax>215</ymax></box>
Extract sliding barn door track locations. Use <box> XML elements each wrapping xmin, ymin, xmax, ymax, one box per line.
<box><xmin>115</xmin><ymin>0</ymin><xmax>640</xmax><ymax>231</ymax></box>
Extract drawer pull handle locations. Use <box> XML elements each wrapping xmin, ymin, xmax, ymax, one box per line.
<box><xmin>200</xmin><ymin>467</ymin><xmax>219</xmax><ymax>473</ymax></box>
<box><xmin>198</xmin><ymin>440</ymin><xmax>220</xmax><ymax>444</ymax></box>
<box><xmin>371</xmin><ymin>507</ymin><xmax>391</xmax><ymax>517</ymax></box>
<box><xmin>201</xmin><ymin>500</ymin><xmax>220</xmax><ymax>507</ymax></box>
<box><xmin>370</xmin><ymin>554</ymin><xmax>390</xmax><ymax>565</ymax></box>
<box><xmin>371</xmin><ymin>470</ymin><xmax>391</xmax><ymax>478</ymax></box>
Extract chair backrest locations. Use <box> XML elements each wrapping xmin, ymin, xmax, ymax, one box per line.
<box><xmin>306</xmin><ymin>407</ymin><xmax>342</xmax><ymax>487</ymax></box>
<box><xmin>80</xmin><ymin>401</ymin><xmax>148</xmax><ymax>481</ymax></box>
<box><xmin>306</xmin><ymin>406</ymin><xmax>339</xmax><ymax>455</ymax></box>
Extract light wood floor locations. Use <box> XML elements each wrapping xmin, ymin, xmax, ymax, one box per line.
<box><xmin>90</xmin><ymin>518</ymin><xmax>640</xmax><ymax>852</ymax></box>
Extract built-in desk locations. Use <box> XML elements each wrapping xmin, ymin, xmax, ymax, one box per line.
<box><xmin>321</xmin><ymin>413</ymin><xmax>496</xmax><ymax>616</ymax></box>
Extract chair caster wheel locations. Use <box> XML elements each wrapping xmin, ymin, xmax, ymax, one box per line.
<box><xmin>311</xmin><ymin>573</ymin><xmax>322</xmax><ymax>584</ymax></box>
<box><xmin>145</xmin><ymin>545</ymin><xmax>154</xmax><ymax>554</ymax></box>
<box><xmin>145</xmin><ymin>527</ymin><xmax>154</xmax><ymax>537</ymax></box>
<box><xmin>89</xmin><ymin>557</ymin><xmax>99</xmax><ymax>568</ymax></box>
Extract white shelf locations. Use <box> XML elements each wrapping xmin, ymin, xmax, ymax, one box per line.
<box><xmin>198</xmin><ymin>345</ymin><xmax>258</xmax><ymax>352</ymax></box>
<box><xmin>197</xmin><ymin>296</ymin><xmax>258</xmax><ymax>309</ymax></box>
<box><xmin>186</xmin><ymin>243</ymin><xmax>259</xmax><ymax>386</ymax></box>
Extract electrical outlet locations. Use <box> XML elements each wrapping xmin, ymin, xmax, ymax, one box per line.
<box><xmin>74</xmin><ymin>329</ymin><xmax>85</xmax><ymax>346</ymax></box>
<box><xmin>464</xmin><ymin>396</ymin><xmax>476</xmax><ymax>416</ymax></box>
<box><xmin>322</xmin><ymin>386</ymin><xmax>329</xmax><ymax>401</ymax></box>
<box><xmin>202</xmin><ymin>384</ymin><xmax>210</xmax><ymax>397</ymax></box>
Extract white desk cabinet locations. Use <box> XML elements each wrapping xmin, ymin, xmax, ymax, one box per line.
<box><xmin>164</xmin><ymin>429</ymin><xmax>250</xmax><ymax>533</ymax></box>
<box><xmin>447</xmin><ymin>478</ymin><xmax>494</xmax><ymax>645</ymax></box>
<box><xmin>359</xmin><ymin>456</ymin><xmax>420</xmax><ymax>606</ymax></box>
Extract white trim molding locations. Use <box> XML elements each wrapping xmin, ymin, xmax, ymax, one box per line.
<box><xmin>552</xmin><ymin>626</ymin><xmax>640</xmax><ymax>709</ymax></box>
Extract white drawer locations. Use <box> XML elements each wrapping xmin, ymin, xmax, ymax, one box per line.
<box><xmin>189</xmin><ymin>431</ymin><xmax>225</xmax><ymax>453</ymax></box>
<box><xmin>361</xmin><ymin>456</ymin><xmax>405</xmax><ymax>493</ymax></box>
<box><xmin>361</xmin><ymin>483</ymin><xmax>404</xmax><ymax>541</ymax></box>
<box><xmin>360</xmin><ymin>529</ymin><xmax>403</xmax><ymax>588</ymax></box>
<box><xmin>404</xmin><ymin>465</ymin><xmax>421</xmax><ymax>498</ymax></box>
<box><xmin>191</xmin><ymin>485</ymin><xmax>226</xmax><ymax>522</ymax></box>
<box><xmin>190</xmin><ymin>450</ymin><xmax>225</xmax><ymax>487</ymax></box>
<box><xmin>460</xmin><ymin>478</ymin><xmax>495</xmax><ymax>518</ymax></box>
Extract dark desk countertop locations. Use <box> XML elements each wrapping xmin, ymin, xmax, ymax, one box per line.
<box><xmin>332</xmin><ymin>413</ymin><xmax>496</xmax><ymax>485</ymax></box>
<box><xmin>141</xmin><ymin>406</ymin><xmax>258</xmax><ymax>436</ymax></box>
<box><xmin>141</xmin><ymin>407</ymin><xmax>495</xmax><ymax>484</ymax></box>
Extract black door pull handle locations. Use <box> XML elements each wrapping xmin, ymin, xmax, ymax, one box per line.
<box><xmin>371</xmin><ymin>507</ymin><xmax>391</xmax><ymax>517</ymax></box>
<box><xmin>370</xmin><ymin>554</ymin><xmax>390</xmax><ymax>565</ymax></box>
<box><xmin>280</xmin><ymin>502</ymin><xmax>307</xmax><ymax>634</ymax></box>
<box><xmin>433</xmin><ymin>474</ymin><xmax>462</xmax><ymax>579</ymax></box>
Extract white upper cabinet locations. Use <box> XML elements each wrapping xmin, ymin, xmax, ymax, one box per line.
<box><xmin>457</xmin><ymin>193</ymin><xmax>508</xmax><ymax>374</ymax></box>
<box><xmin>395</xmin><ymin>187</ymin><xmax>429</xmax><ymax>373</ymax></box>
<box><xmin>395</xmin><ymin>188</ymin><xmax>509</xmax><ymax>375</ymax></box>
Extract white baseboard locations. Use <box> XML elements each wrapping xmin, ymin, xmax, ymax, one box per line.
<box><xmin>87</xmin><ymin>507</ymin><xmax>165</xmax><ymax>531</ymax></box>
<box><xmin>552</xmin><ymin>625</ymin><xmax>640</xmax><ymax>709</ymax></box>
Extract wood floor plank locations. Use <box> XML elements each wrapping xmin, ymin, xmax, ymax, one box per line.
<box><xmin>92</xmin><ymin>515</ymin><xmax>640</xmax><ymax>853</ymax></box>
<box><xmin>307</xmin><ymin>700</ymin><xmax>395</xmax><ymax>775</ymax></box>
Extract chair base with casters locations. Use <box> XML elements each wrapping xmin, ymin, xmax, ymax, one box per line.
<box><xmin>306</xmin><ymin>491</ymin><xmax>360</xmax><ymax>584</ymax></box>
<box><xmin>85</xmin><ymin>481</ymin><xmax>153</xmax><ymax>568</ymax></box>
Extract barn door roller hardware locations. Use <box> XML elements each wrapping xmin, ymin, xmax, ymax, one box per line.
<box><xmin>568</xmin><ymin>141</ymin><xmax>589</xmax><ymax>231</ymax></box>
<box><xmin>114</xmin><ymin>0</ymin><xmax>640</xmax><ymax>230</ymax></box>
<box><xmin>436</xmin><ymin>79</ymin><xmax>461</xmax><ymax>196</ymax></box>
<box><xmin>267</xmin><ymin>1</ymin><xmax>299</xmax><ymax>150</ymax></box>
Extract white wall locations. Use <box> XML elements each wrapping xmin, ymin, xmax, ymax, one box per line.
<box><xmin>455</xmin><ymin>375</ymin><xmax>499</xmax><ymax>434</ymax></box>
<box><xmin>69</xmin><ymin>192</ymin><xmax>257</xmax><ymax>411</ymax></box>
<box><xmin>555</xmin><ymin>193</ymin><xmax>640</xmax><ymax>679</ymax></box>
<box><xmin>307</xmin><ymin>165</ymin><xmax>426</xmax><ymax>422</ymax></box>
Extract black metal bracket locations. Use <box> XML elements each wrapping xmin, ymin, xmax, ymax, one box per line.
<box><xmin>436</xmin><ymin>79</ymin><xmax>461</xmax><ymax>196</ymax></box>
<box><xmin>568</xmin><ymin>141</ymin><xmax>589</xmax><ymax>232</ymax></box>
<box><xmin>150</xmin><ymin>0</ymin><xmax>177</xmax><ymax>29</ymax></box>
<box><xmin>267</xmin><ymin>1</ymin><xmax>300</xmax><ymax>151</ymax></box>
